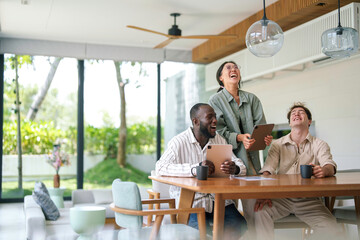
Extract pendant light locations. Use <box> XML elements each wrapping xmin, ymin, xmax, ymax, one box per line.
<box><xmin>245</xmin><ymin>0</ymin><xmax>284</xmax><ymax>57</ymax></box>
<box><xmin>321</xmin><ymin>0</ymin><xmax>359</xmax><ymax>59</ymax></box>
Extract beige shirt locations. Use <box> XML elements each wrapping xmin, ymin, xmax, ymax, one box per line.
<box><xmin>260</xmin><ymin>133</ymin><xmax>337</xmax><ymax>175</ymax></box>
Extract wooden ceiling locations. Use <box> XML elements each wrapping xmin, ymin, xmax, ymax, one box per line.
<box><xmin>192</xmin><ymin>0</ymin><xmax>360</xmax><ymax>64</ymax></box>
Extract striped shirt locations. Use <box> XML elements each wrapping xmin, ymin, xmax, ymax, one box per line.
<box><xmin>156</xmin><ymin>127</ymin><xmax>246</xmax><ymax>212</ymax></box>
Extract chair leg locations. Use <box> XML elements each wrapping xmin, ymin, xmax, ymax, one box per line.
<box><xmin>197</xmin><ymin>211</ymin><xmax>207</xmax><ymax>240</ymax></box>
<box><xmin>302</xmin><ymin>227</ymin><xmax>312</xmax><ymax>240</ymax></box>
<box><xmin>149</xmin><ymin>215</ymin><xmax>164</xmax><ymax>240</ymax></box>
<box><xmin>168</xmin><ymin>199</ymin><xmax>177</xmax><ymax>224</ymax></box>
<box><xmin>147</xmin><ymin>193</ymin><xmax>155</xmax><ymax>226</ymax></box>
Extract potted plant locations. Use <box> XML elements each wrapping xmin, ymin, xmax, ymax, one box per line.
<box><xmin>46</xmin><ymin>143</ymin><xmax>70</xmax><ymax>188</ymax></box>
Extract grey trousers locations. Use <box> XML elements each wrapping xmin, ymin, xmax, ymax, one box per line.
<box><xmin>253</xmin><ymin>197</ymin><xmax>340</xmax><ymax>240</ymax></box>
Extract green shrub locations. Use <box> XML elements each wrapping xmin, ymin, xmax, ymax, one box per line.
<box><xmin>3</xmin><ymin>121</ymin><xmax>161</xmax><ymax>156</ymax></box>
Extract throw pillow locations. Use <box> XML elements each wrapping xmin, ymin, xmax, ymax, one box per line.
<box><xmin>32</xmin><ymin>182</ymin><xmax>60</xmax><ymax>221</ymax></box>
<box><xmin>34</xmin><ymin>181</ymin><xmax>50</xmax><ymax>196</ymax></box>
<box><xmin>92</xmin><ymin>189</ymin><xmax>113</xmax><ymax>204</ymax></box>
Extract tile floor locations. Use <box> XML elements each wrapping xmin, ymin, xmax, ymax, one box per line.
<box><xmin>0</xmin><ymin>202</ymin><xmax>26</xmax><ymax>240</ymax></box>
<box><xmin>0</xmin><ymin>201</ymin><xmax>357</xmax><ymax>240</ymax></box>
<box><xmin>0</xmin><ymin>201</ymin><xmax>305</xmax><ymax>240</ymax></box>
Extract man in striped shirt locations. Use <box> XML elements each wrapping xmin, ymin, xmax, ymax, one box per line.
<box><xmin>156</xmin><ymin>103</ymin><xmax>248</xmax><ymax>239</ymax></box>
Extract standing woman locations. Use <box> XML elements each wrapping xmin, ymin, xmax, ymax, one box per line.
<box><xmin>208</xmin><ymin>61</ymin><xmax>272</xmax><ymax>235</ymax></box>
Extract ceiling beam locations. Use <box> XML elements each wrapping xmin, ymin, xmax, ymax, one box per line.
<box><xmin>192</xmin><ymin>0</ymin><xmax>360</xmax><ymax>64</ymax></box>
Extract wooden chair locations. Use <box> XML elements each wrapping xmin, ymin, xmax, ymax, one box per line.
<box><xmin>147</xmin><ymin>170</ymin><xmax>171</xmax><ymax>226</ymax></box>
<box><xmin>110</xmin><ymin>179</ymin><xmax>207</xmax><ymax>240</ymax></box>
<box><xmin>274</xmin><ymin>214</ymin><xmax>311</xmax><ymax>239</ymax></box>
<box><xmin>325</xmin><ymin>169</ymin><xmax>360</xmax><ymax>237</ymax></box>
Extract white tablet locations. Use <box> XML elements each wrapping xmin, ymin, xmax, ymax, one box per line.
<box><xmin>206</xmin><ymin>144</ymin><xmax>233</xmax><ymax>178</ymax></box>
<box><xmin>247</xmin><ymin>124</ymin><xmax>274</xmax><ymax>152</ymax></box>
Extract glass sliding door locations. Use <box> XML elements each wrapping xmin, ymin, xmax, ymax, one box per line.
<box><xmin>83</xmin><ymin>60</ymin><xmax>156</xmax><ymax>190</ymax></box>
<box><xmin>1</xmin><ymin>55</ymin><xmax>78</xmax><ymax>200</ymax></box>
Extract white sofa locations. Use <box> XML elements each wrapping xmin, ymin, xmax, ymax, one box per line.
<box><xmin>24</xmin><ymin>189</ymin><xmax>114</xmax><ymax>240</ymax></box>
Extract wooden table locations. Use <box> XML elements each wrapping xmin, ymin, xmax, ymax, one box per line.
<box><xmin>150</xmin><ymin>172</ymin><xmax>360</xmax><ymax>240</ymax></box>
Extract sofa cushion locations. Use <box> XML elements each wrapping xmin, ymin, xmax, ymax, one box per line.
<box><xmin>46</xmin><ymin>208</ymin><xmax>70</xmax><ymax>225</ymax></box>
<box><xmin>92</xmin><ymin>189</ymin><xmax>113</xmax><ymax>204</ymax></box>
<box><xmin>32</xmin><ymin>182</ymin><xmax>60</xmax><ymax>221</ymax></box>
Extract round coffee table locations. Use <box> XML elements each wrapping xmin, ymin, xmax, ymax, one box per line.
<box><xmin>70</xmin><ymin>206</ymin><xmax>106</xmax><ymax>240</ymax></box>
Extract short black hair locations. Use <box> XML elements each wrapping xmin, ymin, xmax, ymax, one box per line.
<box><xmin>190</xmin><ymin>103</ymin><xmax>210</xmax><ymax>122</ymax></box>
<box><xmin>287</xmin><ymin>102</ymin><xmax>312</xmax><ymax>123</ymax></box>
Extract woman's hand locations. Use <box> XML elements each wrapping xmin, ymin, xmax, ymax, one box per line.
<box><xmin>237</xmin><ymin>133</ymin><xmax>255</xmax><ymax>149</ymax></box>
<box><xmin>264</xmin><ymin>135</ymin><xmax>273</xmax><ymax>146</ymax></box>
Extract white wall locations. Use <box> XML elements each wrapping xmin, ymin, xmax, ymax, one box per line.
<box><xmin>2</xmin><ymin>154</ymin><xmax>105</xmax><ymax>177</ymax></box>
<box><xmin>3</xmin><ymin>154</ymin><xmax>156</xmax><ymax>176</ymax></box>
<box><xmin>241</xmin><ymin>56</ymin><xmax>360</xmax><ymax>170</ymax></box>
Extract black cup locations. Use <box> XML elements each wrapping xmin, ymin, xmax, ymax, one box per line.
<box><xmin>191</xmin><ymin>165</ymin><xmax>209</xmax><ymax>180</ymax></box>
<box><xmin>300</xmin><ymin>165</ymin><xmax>313</xmax><ymax>178</ymax></box>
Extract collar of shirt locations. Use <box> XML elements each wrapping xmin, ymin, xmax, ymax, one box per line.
<box><xmin>222</xmin><ymin>88</ymin><xmax>248</xmax><ymax>105</ymax></box>
<box><xmin>281</xmin><ymin>132</ymin><xmax>314</xmax><ymax>146</ymax></box>
<box><xmin>188</xmin><ymin>127</ymin><xmax>219</xmax><ymax>150</ymax></box>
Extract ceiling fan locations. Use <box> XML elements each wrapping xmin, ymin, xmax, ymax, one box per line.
<box><xmin>127</xmin><ymin>13</ymin><xmax>238</xmax><ymax>49</ymax></box>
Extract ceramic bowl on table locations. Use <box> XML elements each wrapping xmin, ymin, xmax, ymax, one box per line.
<box><xmin>70</xmin><ymin>206</ymin><xmax>106</xmax><ymax>240</ymax></box>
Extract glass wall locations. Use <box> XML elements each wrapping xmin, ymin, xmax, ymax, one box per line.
<box><xmin>2</xmin><ymin>55</ymin><xmax>78</xmax><ymax>199</ymax></box>
<box><xmin>1</xmin><ymin>54</ymin><xmax>205</xmax><ymax>201</ymax></box>
<box><xmin>160</xmin><ymin>61</ymin><xmax>207</xmax><ymax>146</ymax></box>
<box><xmin>83</xmin><ymin>60</ymin><xmax>158</xmax><ymax>190</ymax></box>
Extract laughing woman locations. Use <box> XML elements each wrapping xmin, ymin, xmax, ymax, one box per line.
<box><xmin>208</xmin><ymin>60</ymin><xmax>272</xmax><ymax>236</ymax></box>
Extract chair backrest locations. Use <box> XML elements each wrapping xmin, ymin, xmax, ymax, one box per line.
<box><xmin>151</xmin><ymin>170</ymin><xmax>170</xmax><ymax>198</ymax></box>
<box><xmin>112</xmin><ymin>179</ymin><xmax>143</xmax><ymax>229</ymax></box>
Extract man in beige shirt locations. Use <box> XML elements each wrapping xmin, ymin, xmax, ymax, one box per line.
<box><xmin>253</xmin><ymin>103</ymin><xmax>340</xmax><ymax>240</ymax></box>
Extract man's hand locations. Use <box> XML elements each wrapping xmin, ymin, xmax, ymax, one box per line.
<box><xmin>220</xmin><ymin>160</ymin><xmax>237</xmax><ymax>175</ymax></box>
<box><xmin>254</xmin><ymin>199</ymin><xmax>272</xmax><ymax>212</ymax></box>
<box><xmin>264</xmin><ymin>135</ymin><xmax>273</xmax><ymax>146</ymax></box>
<box><xmin>201</xmin><ymin>160</ymin><xmax>215</xmax><ymax>175</ymax></box>
<box><xmin>237</xmin><ymin>133</ymin><xmax>255</xmax><ymax>149</ymax></box>
<box><xmin>310</xmin><ymin>163</ymin><xmax>335</xmax><ymax>178</ymax></box>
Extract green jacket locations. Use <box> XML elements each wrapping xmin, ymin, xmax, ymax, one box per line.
<box><xmin>208</xmin><ymin>88</ymin><xmax>266</xmax><ymax>175</ymax></box>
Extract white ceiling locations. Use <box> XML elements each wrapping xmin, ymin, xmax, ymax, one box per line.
<box><xmin>0</xmin><ymin>0</ymin><xmax>279</xmax><ymax>51</ymax></box>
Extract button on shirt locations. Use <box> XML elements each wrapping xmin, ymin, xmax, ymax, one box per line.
<box><xmin>260</xmin><ymin>133</ymin><xmax>337</xmax><ymax>175</ymax></box>
<box><xmin>156</xmin><ymin>127</ymin><xmax>247</xmax><ymax>212</ymax></box>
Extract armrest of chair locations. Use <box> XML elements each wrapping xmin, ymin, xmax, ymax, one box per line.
<box><xmin>147</xmin><ymin>189</ymin><xmax>160</xmax><ymax>199</ymax></box>
<box><xmin>110</xmin><ymin>202</ymin><xmax>206</xmax><ymax>240</ymax></box>
<box><xmin>142</xmin><ymin>198</ymin><xmax>176</xmax><ymax>224</ymax></box>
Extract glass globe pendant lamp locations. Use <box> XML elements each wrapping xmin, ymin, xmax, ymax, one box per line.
<box><xmin>321</xmin><ymin>0</ymin><xmax>359</xmax><ymax>59</ymax></box>
<box><xmin>245</xmin><ymin>0</ymin><xmax>284</xmax><ymax>57</ymax></box>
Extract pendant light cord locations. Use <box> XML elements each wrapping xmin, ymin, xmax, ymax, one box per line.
<box><xmin>337</xmin><ymin>0</ymin><xmax>342</xmax><ymax>28</ymax></box>
<box><xmin>262</xmin><ymin>0</ymin><xmax>267</xmax><ymax>20</ymax></box>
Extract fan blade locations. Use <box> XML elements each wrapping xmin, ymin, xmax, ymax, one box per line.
<box><xmin>127</xmin><ymin>25</ymin><xmax>169</xmax><ymax>38</ymax></box>
<box><xmin>180</xmin><ymin>34</ymin><xmax>238</xmax><ymax>39</ymax></box>
<box><xmin>154</xmin><ymin>38</ymin><xmax>176</xmax><ymax>49</ymax></box>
